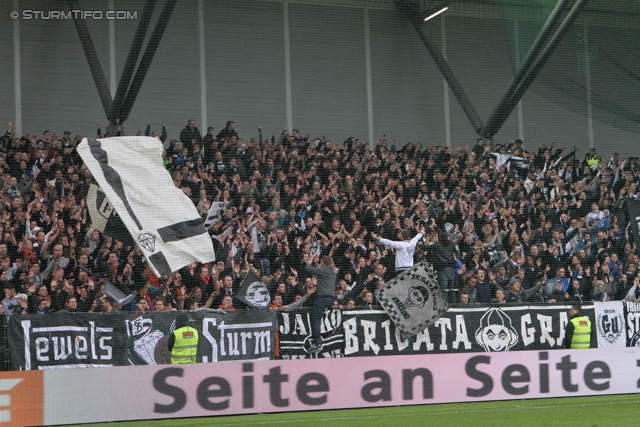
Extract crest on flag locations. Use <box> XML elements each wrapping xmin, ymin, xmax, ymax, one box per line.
<box><xmin>137</xmin><ymin>232</ymin><xmax>157</xmax><ymax>252</ymax></box>
<box><xmin>375</xmin><ymin>261</ymin><xmax>448</xmax><ymax>340</ymax></box>
<box><xmin>236</xmin><ymin>271</ymin><xmax>271</xmax><ymax>309</ymax></box>
<box><xmin>86</xmin><ymin>183</ymin><xmax>134</xmax><ymax>246</ymax></box>
<box><xmin>595</xmin><ymin>301</ymin><xmax>626</xmax><ymax>348</ymax></box>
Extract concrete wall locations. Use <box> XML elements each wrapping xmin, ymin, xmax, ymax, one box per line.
<box><xmin>3</xmin><ymin>0</ymin><xmax>637</xmax><ymax>153</ymax></box>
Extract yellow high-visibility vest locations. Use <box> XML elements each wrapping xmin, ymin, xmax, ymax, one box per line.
<box><xmin>171</xmin><ymin>326</ymin><xmax>199</xmax><ymax>364</ymax></box>
<box><xmin>570</xmin><ymin>316</ymin><xmax>591</xmax><ymax>349</ymax></box>
<box><xmin>586</xmin><ymin>154</ymin><xmax>600</xmax><ymax>169</ymax></box>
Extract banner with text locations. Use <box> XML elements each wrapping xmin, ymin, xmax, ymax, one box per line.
<box><xmin>341</xmin><ymin>305</ymin><xmax>595</xmax><ymax>357</ymax></box>
<box><xmin>625</xmin><ymin>300</ymin><xmax>640</xmax><ymax>347</ymax></box>
<box><xmin>594</xmin><ymin>301</ymin><xmax>626</xmax><ymax>348</ymax></box>
<box><xmin>8</xmin><ymin>310</ymin><xmax>277</xmax><ymax>370</ymax></box>
<box><xmin>277</xmin><ymin>308</ymin><xmax>344</xmax><ymax>359</ymax></box>
<box><xmin>37</xmin><ymin>347</ymin><xmax>640</xmax><ymax>426</ymax></box>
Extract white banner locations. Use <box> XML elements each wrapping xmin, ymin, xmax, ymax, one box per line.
<box><xmin>594</xmin><ymin>301</ymin><xmax>626</xmax><ymax>348</ymax></box>
<box><xmin>32</xmin><ymin>347</ymin><xmax>640</xmax><ymax>426</ymax></box>
<box><xmin>77</xmin><ymin>136</ymin><xmax>215</xmax><ymax>277</ymax></box>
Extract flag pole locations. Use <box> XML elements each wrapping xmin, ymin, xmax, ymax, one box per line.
<box><xmin>160</xmin><ymin>276</ymin><xmax>179</xmax><ymax>309</ymax></box>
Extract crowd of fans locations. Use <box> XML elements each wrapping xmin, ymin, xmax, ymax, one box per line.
<box><xmin>1</xmin><ymin>117</ymin><xmax>639</xmax><ymax>317</ymax></box>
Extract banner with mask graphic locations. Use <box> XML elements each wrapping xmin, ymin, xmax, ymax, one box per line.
<box><xmin>341</xmin><ymin>304</ymin><xmax>594</xmax><ymax>357</ymax></box>
<box><xmin>375</xmin><ymin>261</ymin><xmax>448</xmax><ymax>340</ymax></box>
<box><xmin>7</xmin><ymin>310</ymin><xmax>277</xmax><ymax>370</ymax></box>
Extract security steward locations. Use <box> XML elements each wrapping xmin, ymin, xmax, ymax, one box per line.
<box><xmin>563</xmin><ymin>305</ymin><xmax>593</xmax><ymax>349</ymax></box>
<box><xmin>585</xmin><ymin>148</ymin><xmax>601</xmax><ymax>170</ymax></box>
<box><xmin>168</xmin><ymin>312</ymin><xmax>199</xmax><ymax>364</ymax></box>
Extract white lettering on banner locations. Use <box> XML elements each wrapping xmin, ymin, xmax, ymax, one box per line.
<box><xmin>75</xmin><ymin>337</ymin><xmax>88</xmax><ymax>360</ymax></box>
<box><xmin>213</xmin><ymin>321</ymin><xmax>273</xmax><ymax>358</ymax></box>
<box><xmin>625</xmin><ymin>301</ymin><xmax>640</xmax><ymax>346</ymax></box>
<box><xmin>202</xmin><ymin>318</ymin><xmax>219</xmax><ymax>363</ymax></box>
<box><xmin>627</xmin><ymin>312</ymin><xmax>640</xmax><ymax>344</ymax></box>
<box><xmin>294</xmin><ymin>314</ymin><xmax>308</xmax><ymax>335</ymax></box>
<box><xmin>558</xmin><ymin>312</ymin><xmax>568</xmax><ymax>346</ymax></box>
<box><xmin>278</xmin><ymin>313</ymin><xmax>290</xmax><ymax>335</ymax></box>
<box><xmin>342</xmin><ymin>309</ymin><xmax>576</xmax><ymax>354</ymax></box>
<box><xmin>22</xmin><ymin>320</ymin><xmax>113</xmax><ymax>368</ymax></box>
<box><xmin>279</xmin><ymin>310</ymin><xmax>337</xmax><ymax>336</ymax></box>
<box><xmin>362</xmin><ymin>320</ymin><xmax>380</xmax><ymax>354</ymax></box>
<box><xmin>521</xmin><ymin>314</ymin><xmax>535</xmax><ymax>346</ymax></box>
<box><xmin>452</xmin><ymin>315</ymin><xmax>472</xmax><ymax>350</ymax></box>
<box><xmin>435</xmin><ymin>318</ymin><xmax>451</xmax><ymax>350</ymax></box>
<box><xmin>381</xmin><ymin>320</ymin><xmax>394</xmax><ymax>351</ymax></box>
<box><xmin>413</xmin><ymin>328</ymin><xmax>435</xmax><ymax>351</ymax></box>
<box><xmin>395</xmin><ymin>327</ymin><xmax>410</xmax><ymax>352</ymax></box>
<box><xmin>254</xmin><ymin>331</ymin><xmax>271</xmax><ymax>355</ymax></box>
<box><xmin>537</xmin><ymin>315</ymin><xmax>555</xmax><ymax>346</ymax></box>
<box><xmin>278</xmin><ymin>313</ymin><xmax>309</xmax><ymax>336</ymax></box>
<box><xmin>344</xmin><ymin>318</ymin><xmax>358</xmax><ymax>355</ymax></box>
<box><xmin>40</xmin><ymin>347</ymin><xmax>640</xmax><ymax>425</ymax></box>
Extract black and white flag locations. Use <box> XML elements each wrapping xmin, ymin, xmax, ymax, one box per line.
<box><xmin>77</xmin><ymin>136</ymin><xmax>216</xmax><ymax>277</ymax></box>
<box><xmin>86</xmin><ymin>183</ymin><xmax>134</xmax><ymax>246</ymax></box>
<box><xmin>103</xmin><ymin>281</ymin><xmax>137</xmax><ymax>306</ymax></box>
<box><xmin>204</xmin><ymin>201</ymin><xmax>229</xmax><ymax>229</ymax></box>
<box><xmin>375</xmin><ymin>261</ymin><xmax>448</xmax><ymax>340</ymax></box>
<box><xmin>236</xmin><ymin>271</ymin><xmax>271</xmax><ymax>309</ymax></box>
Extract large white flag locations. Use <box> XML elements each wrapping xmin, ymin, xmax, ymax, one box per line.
<box><xmin>77</xmin><ymin>136</ymin><xmax>215</xmax><ymax>277</ymax></box>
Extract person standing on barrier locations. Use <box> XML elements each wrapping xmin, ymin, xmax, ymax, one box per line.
<box><xmin>564</xmin><ymin>305</ymin><xmax>593</xmax><ymax>349</ymax></box>
<box><xmin>423</xmin><ymin>231</ymin><xmax>457</xmax><ymax>303</ymax></box>
<box><xmin>168</xmin><ymin>312</ymin><xmax>199</xmax><ymax>364</ymax></box>
<box><xmin>305</xmin><ymin>254</ymin><xmax>336</xmax><ymax>354</ymax></box>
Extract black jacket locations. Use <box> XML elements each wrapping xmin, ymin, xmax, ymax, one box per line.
<box><xmin>424</xmin><ymin>241</ymin><xmax>456</xmax><ymax>270</ymax></box>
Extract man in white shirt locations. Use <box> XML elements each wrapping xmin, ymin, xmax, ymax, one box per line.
<box><xmin>371</xmin><ymin>226</ymin><xmax>424</xmax><ymax>274</ymax></box>
<box><xmin>586</xmin><ymin>203</ymin><xmax>604</xmax><ymax>228</ymax></box>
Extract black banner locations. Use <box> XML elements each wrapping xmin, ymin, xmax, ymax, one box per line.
<box><xmin>8</xmin><ymin>310</ymin><xmax>277</xmax><ymax>370</ymax></box>
<box><xmin>624</xmin><ymin>300</ymin><xmax>640</xmax><ymax>347</ymax></box>
<box><xmin>341</xmin><ymin>305</ymin><xmax>594</xmax><ymax>357</ymax></box>
<box><xmin>277</xmin><ymin>308</ymin><xmax>343</xmax><ymax>359</ymax></box>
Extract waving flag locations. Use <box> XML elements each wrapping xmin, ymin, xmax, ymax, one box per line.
<box><xmin>236</xmin><ymin>270</ymin><xmax>271</xmax><ymax>309</ymax></box>
<box><xmin>204</xmin><ymin>201</ymin><xmax>230</xmax><ymax>229</ymax></box>
<box><xmin>375</xmin><ymin>261</ymin><xmax>448</xmax><ymax>340</ymax></box>
<box><xmin>77</xmin><ymin>136</ymin><xmax>215</xmax><ymax>277</ymax></box>
<box><xmin>86</xmin><ymin>182</ymin><xmax>134</xmax><ymax>246</ymax></box>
